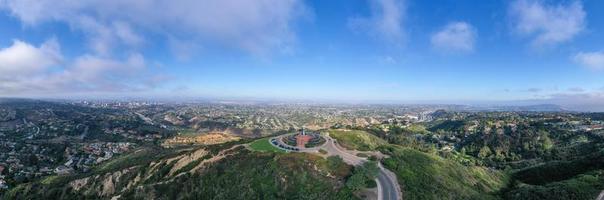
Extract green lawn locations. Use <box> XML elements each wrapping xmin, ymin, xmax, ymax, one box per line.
<box><xmin>249</xmin><ymin>138</ymin><xmax>285</xmax><ymax>153</ymax></box>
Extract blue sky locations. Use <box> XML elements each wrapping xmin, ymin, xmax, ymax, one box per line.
<box><xmin>0</xmin><ymin>0</ymin><xmax>603</xmax><ymax>109</ymax></box>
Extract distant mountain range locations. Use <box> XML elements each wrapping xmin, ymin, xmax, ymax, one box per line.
<box><xmin>467</xmin><ymin>104</ymin><xmax>567</xmax><ymax>112</ymax></box>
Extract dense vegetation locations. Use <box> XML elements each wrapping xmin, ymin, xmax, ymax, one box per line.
<box><xmin>512</xmin><ymin>149</ymin><xmax>604</xmax><ymax>185</ymax></box>
<box><xmin>504</xmin><ymin>170</ymin><xmax>604</xmax><ymax>200</ymax></box>
<box><xmin>502</xmin><ymin>149</ymin><xmax>604</xmax><ymax>199</ymax></box>
<box><xmin>345</xmin><ymin>161</ymin><xmax>380</xmax><ymax>191</ymax></box>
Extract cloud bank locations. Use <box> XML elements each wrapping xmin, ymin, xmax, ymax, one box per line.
<box><xmin>0</xmin><ymin>0</ymin><xmax>309</xmax><ymax>56</ymax></box>
<box><xmin>0</xmin><ymin>0</ymin><xmax>310</xmax><ymax>96</ymax></box>
<box><xmin>0</xmin><ymin>40</ymin><xmax>153</xmax><ymax>95</ymax></box>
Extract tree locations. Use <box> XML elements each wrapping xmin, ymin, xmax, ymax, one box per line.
<box><xmin>540</xmin><ymin>132</ymin><xmax>553</xmax><ymax>150</ymax></box>
<box><xmin>327</xmin><ymin>155</ymin><xmax>344</xmax><ymax>172</ymax></box>
<box><xmin>346</xmin><ymin>161</ymin><xmax>380</xmax><ymax>191</ymax></box>
<box><xmin>28</xmin><ymin>154</ymin><xmax>39</xmax><ymax>165</ymax></box>
<box><xmin>360</xmin><ymin>161</ymin><xmax>379</xmax><ymax>179</ymax></box>
<box><xmin>346</xmin><ymin>172</ymin><xmax>366</xmax><ymax>191</ymax></box>
<box><xmin>478</xmin><ymin>146</ymin><xmax>492</xmax><ymax>159</ymax></box>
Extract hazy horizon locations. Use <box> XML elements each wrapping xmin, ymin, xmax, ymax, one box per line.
<box><xmin>2</xmin><ymin>96</ymin><xmax>603</xmax><ymax>112</ymax></box>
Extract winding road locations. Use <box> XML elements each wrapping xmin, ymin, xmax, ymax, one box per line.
<box><xmin>270</xmin><ymin>134</ymin><xmax>402</xmax><ymax>200</ymax></box>
<box><xmin>376</xmin><ymin>163</ymin><xmax>399</xmax><ymax>200</ymax></box>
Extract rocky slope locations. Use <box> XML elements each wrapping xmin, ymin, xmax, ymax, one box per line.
<box><xmin>2</xmin><ymin>141</ymin><xmax>356</xmax><ymax>200</ymax></box>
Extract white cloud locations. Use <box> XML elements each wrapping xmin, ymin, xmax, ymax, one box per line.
<box><xmin>349</xmin><ymin>0</ymin><xmax>406</xmax><ymax>44</ymax></box>
<box><xmin>508</xmin><ymin>0</ymin><xmax>586</xmax><ymax>47</ymax></box>
<box><xmin>58</xmin><ymin>53</ymin><xmax>150</xmax><ymax>91</ymax></box>
<box><xmin>0</xmin><ymin>40</ymin><xmax>154</xmax><ymax>95</ymax></box>
<box><xmin>0</xmin><ymin>0</ymin><xmax>309</xmax><ymax>56</ymax></box>
<box><xmin>60</xmin><ymin>54</ymin><xmax>146</xmax><ymax>86</ymax></box>
<box><xmin>431</xmin><ymin>22</ymin><xmax>476</xmax><ymax>53</ymax></box>
<box><xmin>0</xmin><ymin>39</ymin><xmax>61</xmax><ymax>78</ymax></box>
<box><xmin>0</xmin><ymin>0</ymin><xmax>310</xmax><ymax>95</ymax></box>
<box><xmin>112</xmin><ymin>21</ymin><xmax>144</xmax><ymax>48</ymax></box>
<box><xmin>573</xmin><ymin>51</ymin><xmax>604</xmax><ymax>70</ymax></box>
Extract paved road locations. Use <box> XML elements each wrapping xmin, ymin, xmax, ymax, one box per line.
<box><xmin>377</xmin><ymin>169</ymin><xmax>397</xmax><ymax>200</ymax></box>
<box><xmin>269</xmin><ymin>134</ymin><xmax>401</xmax><ymax>200</ymax></box>
<box><xmin>321</xmin><ymin>137</ymin><xmax>364</xmax><ymax>165</ymax></box>
<box><xmin>322</xmin><ymin>136</ymin><xmax>401</xmax><ymax>200</ymax></box>
<box><xmin>597</xmin><ymin>190</ymin><xmax>604</xmax><ymax>200</ymax></box>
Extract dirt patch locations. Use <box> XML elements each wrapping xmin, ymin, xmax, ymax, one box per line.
<box><xmin>355</xmin><ymin>187</ymin><xmax>378</xmax><ymax>200</ymax></box>
<box><xmin>162</xmin><ymin>133</ymin><xmax>239</xmax><ymax>147</ymax></box>
<box><xmin>168</xmin><ymin>148</ymin><xmax>208</xmax><ymax>176</ymax></box>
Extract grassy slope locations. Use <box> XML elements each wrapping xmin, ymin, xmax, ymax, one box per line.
<box><xmin>328</xmin><ymin>129</ymin><xmax>387</xmax><ymax>151</ymax></box>
<box><xmin>406</xmin><ymin>124</ymin><xmax>430</xmax><ymax>134</ymax></box>
<box><xmin>250</xmin><ymin>138</ymin><xmax>285</xmax><ymax>153</ymax></box>
<box><xmin>379</xmin><ymin>145</ymin><xmax>508</xmax><ymax>200</ymax></box>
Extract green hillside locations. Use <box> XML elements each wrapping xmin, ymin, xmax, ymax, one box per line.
<box><xmin>503</xmin><ymin>150</ymin><xmax>604</xmax><ymax>200</ymax></box>
<box><xmin>328</xmin><ymin>129</ymin><xmax>387</xmax><ymax>151</ymax></box>
<box><xmin>379</xmin><ymin>145</ymin><xmax>508</xmax><ymax>200</ymax></box>
<box><xmin>504</xmin><ymin>170</ymin><xmax>604</xmax><ymax>200</ymax></box>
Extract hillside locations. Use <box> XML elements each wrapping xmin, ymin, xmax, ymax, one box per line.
<box><xmin>504</xmin><ymin>170</ymin><xmax>604</xmax><ymax>200</ymax></box>
<box><xmin>379</xmin><ymin>145</ymin><xmax>508</xmax><ymax>200</ymax></box>
<box><xmin>328</xmin><ymin>129</ymin><xmax>510</xmax><ymax>200</ymax></box>
<box><xmin>3</xmin><ymin>104</ymin><xmax>603</xmax><ymax>200</ymax></box>
<box><xmin>327</xmin><ymin>129</ymin><xmax>387</xmax><ymax>151</ymax></box>
<box><xmin>2</xmin><ymin>142</ymin><xmax>356</xmax><ymax>200</ymax></box>
<box><xmin>503</xmin><ymin>149</ymin><xmax>604</xmax><ymax>200</ymax></box>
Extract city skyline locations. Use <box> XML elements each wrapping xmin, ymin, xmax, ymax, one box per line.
<box><xmin>1</xmin><ymin>0</ymin><xmax>604</xmax><ymax>110</ymax></box>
